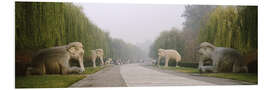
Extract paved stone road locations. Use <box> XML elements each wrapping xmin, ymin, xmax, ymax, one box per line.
<box><xmin>69</xmin><ymin>65</ymin><xmax>127</xmax><ymax>87</ymax></box>
<box><xmin>70</xmin><ymin>63</ymin><xmax>252</xmax><ymax>87</ymax></box>
<box><xmin>120</xmin><ymin>64</ymin><xmax>215</xmax><ymax>86</ymax></box>
<box><xmin>142</xmin><ymin>64</ymin><xmax>253</xmax><ymax>85</ymax></box>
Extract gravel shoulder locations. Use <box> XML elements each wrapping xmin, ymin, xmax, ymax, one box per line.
<box><xmin>69</xmin><ymin>65</ymin><xmax>127</xmax><ymax>87</ymax></box>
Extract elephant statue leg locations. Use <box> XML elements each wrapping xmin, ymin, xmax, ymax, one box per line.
<box><xmin>100</xmin><ymin>57</ymin><xmax>104</xmax><ymax>65</ymax></box>
<box><xmin>175</xmin><ymin>60</ymin><xmax>179</xmax><ymax>67</ymax></box>
<box><xmin>60</xmin><ymin>64</ymin><xmax>83</xmax><ymax>74</ymax></box>
<box><xmin>212</xmin><ymin>59</ymin><xmax>218</xmax><ymax>73</ymax></box>
<box><xmin>165</xmin><ymin>57</ymin><xmax>170</xmax><ymax>67</ymax></box>
<box><xmin>198</xmin><ymin>60</ymin><xmax>203</xmax><ymax>69</ymax></box>
<box><xmin>92</xmin><ymin>57</ymin><xmax>96</xmax><ymax>68</ymax></box>
<box><xmin>59</xmin><ymin>62</ymin><xmax>69</xmax><ymax>74</ymax></box>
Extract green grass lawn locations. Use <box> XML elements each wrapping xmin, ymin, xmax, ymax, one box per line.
<box><xmin>15</xmin><ymin>66</ymin><xmax>104</xmax><ymax>88</ymax></box>
<box><xmin>155</xmin><ymin>65</ymin><xmax>257</xmax><ymax>84</ymax></box>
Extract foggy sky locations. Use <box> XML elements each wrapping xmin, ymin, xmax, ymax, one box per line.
<box><xmin>75</xmin><ymin>3</ymin><xmax>185</xmax><ymax>45</ymax></box>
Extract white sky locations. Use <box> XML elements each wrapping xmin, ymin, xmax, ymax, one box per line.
<box><xmin>74</xmin><ymin>3</ymin><xmax>186</xmax><ymax>44</ymax></box>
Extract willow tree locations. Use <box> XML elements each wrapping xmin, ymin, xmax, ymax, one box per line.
<box><xmin>199</xmin><ymin>6</ymin><xmax>258</xmax><ymax>54</ymax></box>
<box><xmin>15</xmin><ymin>2</ymin><xmax>111</xmax><ymax>62</ymax></box>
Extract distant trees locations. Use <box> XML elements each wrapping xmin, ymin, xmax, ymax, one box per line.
<box><xmin>15</xmin><ymin>2</ymin><xmax>145</xmax><ymax>66</ymax></box>
<box><xmin>149</xmin><ymin>5</ymin><xmax>257</xmax><ymax>65</ymax></box>
<box><xmin>110</xmin><ymin>38</ymin><xmax>147</xmax><ymax>62</ymax></box>
<box><xmin>149</xmin><ymin>5</ymin><xmax>216</xmax><ymax>63</ymax></box>
<box><xmin>179</xmin><ymin>5</ymin><xmax>216</xmax><ymax>62</ymax></box>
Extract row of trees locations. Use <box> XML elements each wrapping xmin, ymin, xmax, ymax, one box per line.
<box><xmin>149</xmin><ymin>28</ymin><xmax>185</xmax><ymax>60</ymax></box>
<box><xmin>149</xmin><ymin>5</ymin><xmax>216</xmax><ymax>63</ymax></box>
<box><xmin>199</xmin><ymin>6</ymin><xmax>258</xmax><ymax>54</ymax></box>
<box><xmin>15</xmin><ymin>2</ymin><xmax>146</xmax><ymax>66</ymax></box>
<box><xmin>149</xmin><ymin>5</ymin><xmax>257</xmax><ymax>64</ymax></box>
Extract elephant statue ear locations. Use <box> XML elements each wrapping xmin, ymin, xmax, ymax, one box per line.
<box><xmin>202</xmin><ymin>42</ymin><xmax>216</xmax><ymax>51</ymax></box>
<box><xmin>67</xmin><ymin>46</ymin><xmax>76</xmax><ymax>54</ymax></box>
<box><xmin>207</xmin><ymin>43</ymin><xmax>215</xmax><ymax>49</ymax></box>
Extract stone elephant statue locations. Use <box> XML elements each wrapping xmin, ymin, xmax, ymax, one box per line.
<box><xmin>26</xmin><ymin>42</ymin><xmax>85</xmax><ymax>75</ymax></box>
<box><xmin>90</xmin><ymin>49</ymin><xmax>104</xmax><ymax>68</ymax></box>
<box><xmin>105</xmin><ymin>58</ymin><xmax>112</xmax><ymax>65</ymax></box>
<box><xmin>157</xmin><ymin>48</ymin><xmax>182</xmax><ymax>67</ymax></box>
<box><xmin>198</xmin><ymin>42</ymin><xmax>248</xmax><ymax>73</ymax></box>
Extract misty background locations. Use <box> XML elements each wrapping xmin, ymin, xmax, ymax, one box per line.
<box><xmin>75</xmin><ymin>3</ymin><xmax>186</xmax><ymax>53</ymax></box>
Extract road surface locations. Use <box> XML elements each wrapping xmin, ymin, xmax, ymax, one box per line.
<box><xmin>69</xmin><ymin>65</ymin><xmax>126</xmax><ymax>87</ymax></box>
<box><xmin>70</xmin><ymin>63</ymin><xmax>252</xmax><ymax>87</ymax></box>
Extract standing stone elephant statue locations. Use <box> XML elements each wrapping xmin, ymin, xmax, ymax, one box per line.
<box><xmin>157</xmin><ymin>48</ymin><xmax>182</xmax><ymax>67</ymax></box>
<box><xmin>105</xmin><ymin>58</ymin><xmax>112</xmax><ymax>65</ymax></box>
<box><xmin>90</xmin><ymin>49</ymin><xmax>104</xmax><ymax>68</ymax></box>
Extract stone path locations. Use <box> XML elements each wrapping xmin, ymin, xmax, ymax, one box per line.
<box><xmin>70</xmin><ymin>63</ymin><xmax>252</xmax><ymax>87</ymax></box>
<box><xmin>142</xmin><ymin>64</ymin><xmax>253</xmax><ymax>85</ymax></box>
<box><xmin>69</xmin><ymin>65</ymin><xmax>127</xmax><ymax>87</ymax></box>
<box><xmin>120</xmin><ymin>64</ymin><xmax>215</xmax><ymax>86</ymax></box>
